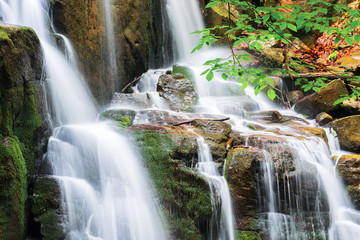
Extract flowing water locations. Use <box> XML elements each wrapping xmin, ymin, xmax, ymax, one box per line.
<box><xmin>196</xmin><ymin>137</ymin><xmax>234</xmax><ymax>240</ymax></box>
<box><xmin>130</xmin><ymin>1</ymin><xmax>360</xmax><ymax>239</ymax></box>
<box><xmin>0</xmin><ymin>0</ymin><xmax>167</xmax><ymax>239</ymax></box>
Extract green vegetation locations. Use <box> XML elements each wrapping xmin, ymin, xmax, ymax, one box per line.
<box><xmin>132</xmin><ymin>130</ymin><xmax>213</xmax><ymax>239</ymax></box>
<box><xmin>193</xmin><ymin>0</ymin><xmax>360</xmax><ymax>103</ymax></box>
<box><xmin>0</xmin><ymin>136</ymin><xmax>27</xmax><ymax>239</ymax></box>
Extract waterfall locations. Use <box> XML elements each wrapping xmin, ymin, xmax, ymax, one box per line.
<box><xmin>0</xmin><ymin>0</ymin><xmax>167</xmax><ymax>239</ymax></box>
<box><xmin>103</xmin><ymin>0</ymin><xmax>118</xmax><ymax>92</ymax></box>
<box><xmin>196</xmin><ymin>137</ymin><xmax>234</xmax><ymax>240</ymax></box>
<box><xmin>166</xmin><ymin>0</ymin><xmax>205</xmax><ymax>60</ymax></box>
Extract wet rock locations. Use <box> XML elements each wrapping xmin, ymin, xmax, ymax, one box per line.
<box><xmin>191</xmin><ymin>120</ymin><xmax>232</xmax><ymax>144</ymax></box>
<box><xmin>337</xmin><ymin>154</ymin><xmax>360</xmax><ymax>209</ymax></box>
<box><xmin>157</xmin><ymin>74</ymin><xmax>198</xmax><ymax>112</ymax></box>
<box><xmin>0</xmin><ymin>25</ymin><xmax>48</xmax><ymax>239</ymax></box>
<box><xmin>130</xmin><ymin>129</ymin><xmax>212</xmax><ymax>239</ymax></box>
<box><xmin>31</xmin><ymin>176</ymin><xmax>68</xmax><ymax>240</ymax></box>
<box><xmin>330</xmin><ymin>115</ymin><xmax>360</xmax><ymax>153</ymax></box>
<box><xmin>335</xmin><ymin>51</ymin><xmax>360</xmax><ymax>70</ymax></box>
<box><xmin>225</xmin><ymin>147</ymin><xmax>266</xmax><ymax>230</ymax></box>
<box><xmin>294</xmin><ymin>79</ymin><xmax>348</xmax><ymax>118</ymax></box>
<box><xmin>99</xmin><ymin>109</ymin><xmax>136</xmax><ymax>126</ymax></box>
<box><xmin>341</xmin><ymin>99</ymin><xmax>360</xmax><ymax>116</ymax></box>
<box><xmin>259</xmin><ymin>48</ymin><xmax>284</xmax><ymax>68</ymax></box>
<box><xmin>288</xmin><ymin>90</ymin><xmax>304</xmax><ymax>104</ymax></box>
<box><xmin>291</xmin><ymin>126</ymin><xmax>328</xmax><ymax>144</ymax></box>
<box><xmin>315</xmin><ymin>112</ymin><xmax>333</xmax><ymax>126</ymax></box>
<box><xmin>172</xmin><ymin>65</ymin><xmax>195</xmax><ymax>82</ymax></box>
<box><xmin>247</xmin><ymin>110</ymin><xmax>285</xmax><ymax>123</ymax></box>
<box><xmin>111</xmin><ymin>92</ymin><xmax>152</xmax><ymax>109</ymax></box>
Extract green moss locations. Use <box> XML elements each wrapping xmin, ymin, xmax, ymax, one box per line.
<box><xmin>235</xmin><ymin>230</ymin><xmax>262</xmax><ymax>240</ymax></box>
<box><xmin>0</xmin><ymin>136</ymin><xmax>27</xmax><ymax>239</ymax></box>
<box><xmin>38</xmin><ymin>210</ymin><xmax>66</xmax><ymax>240</ymax></box>
<box><xmin>99</xmin><ymin>109</ymin><xmax>136</xmax><ymax>123</ymax></box>
<box><xmin>172</xmin><ymin>65</ymin><xmax>195</xmax><ymax>82</ymax></box>
<box><xmin>132</xmin><ymin>130</ymin><xmax>212</xmax><ymax>239</ymax></box>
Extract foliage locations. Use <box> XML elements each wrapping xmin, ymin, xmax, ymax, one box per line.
<box><xmin>193</xmin><ymin>0</ymin><xmax>360</xmax><ymax>102</ymax></box>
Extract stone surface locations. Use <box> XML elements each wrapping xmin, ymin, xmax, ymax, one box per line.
<box><xmin>157</xmin><ymin>73</ymin><xmax>198</xmax><ymax>112</ymax></box>
<box><xmin>330</xmin><ymin>115</ymin><xmax>360</xmax><ymax>153</ymax></box>
<box><xmin>315</xmin><ymin>112</ymin><xmax>333</xmax><ymax>126</ymax></box>
<box><xmin>294</xmin><ymin>79</ymin><xmax>349</xmax><ymax>118</ymax></box>
<box><xmin>51</xmin><ymin>0</ymin><xmax>172</xmax><ymax>103</ymax></box>
<box><xmin>31</xmin><ymin>176</ymin><xmax>68</xmax><ymax>240</ymax></box>
<box><xmin>337</xmin><ymin>154</ymin><xmax>360</xmax><ymax>209</ymax></box>
<box><xmin>0</xmin><ymin>25</ymin><xmax>48</xmax><ymax>239</ymax></box>
<box><xmin>288</xmin><ymin>90</ymin><xmax>304</xmax><ymax>104</ymax></box>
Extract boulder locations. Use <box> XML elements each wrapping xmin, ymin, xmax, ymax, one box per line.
<box><xmin>337</xmin><ymin>154</ymin><xmax>360</xmax><ymax>209</ymax></box>
<box><xmin>225</xmin><ymin>147</ymin><xmax>266</xmax><ymax>230</ymax></box>
<box><xmin>330</xmin><ymin>115</ymin><xmax>360</xmax><ymax>153</ymax></box>
<box><xmin>288</xmin><ymin>90</ymin><xmax>304</xmax><ymax>104</ymax></box>
<box><xmin>315</xmin><ymin>112</ymin><xmax>333</xmax><ymax>126</ymax></box>
<box><xmin>294</xmin><ymin>79</ymin><xmax>349</xmax><ymax>118</ymax></box>
<box><xmin>157</xmin><ymin>73</ymin><xmax>198</xmax><ymax>112</ymax></box>
<box><xmin>31</xmin><ymin>176</ymin><xmax>68</xmax><ymax>240</ymax></box>
<box><xmin>111</xmin><ymin>92</ymin><xmax>153</xmax><ymax>109</ymax></box>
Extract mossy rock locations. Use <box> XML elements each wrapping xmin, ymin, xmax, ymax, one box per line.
<box><xmin>235</xmin><ymin>230</ymin><xmax>262</xmax><ymax>240</ymax></box>
<box><xmin>99</xmin><ymin>109</ymin><xmax>136</xmax><ymax>129</ymax></box>
<box><xmin>172</xmin><ymin>65</ymin><xmax>195</xmax><ymax>83</ymax></box>
<box><xmin>0</xmin><ymin>136</ymin><xmax>27</xmax><ymax>240</ymax></box>
<box><xmin>330</xmin><ymin>115</ymin><xmax>360</xmax><ymax>153</ymax></box>
<box><xmin>131</xmin><ymin>130</ymin><xmax>212</xmax><ymax>239</ymax></box>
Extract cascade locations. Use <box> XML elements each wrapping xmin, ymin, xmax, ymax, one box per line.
<box><xmin>131</xmin><ymin>1</ymin><xmax>360</xmax><ymax>239</ymax></box>
<box><xmin>103</xmin><ymin>0</ymin><xmax>118</xmax><ymax>92</ymax></box>
<box><xmin>166</xmin><ymin>0</ymin><xmax>205</xmax><ymax>60</ymax></box>
<box><xmin>0</xmin><ymin>0</ymin><xmax>167</xmax><ymax>239</ymax></box>
<box><xmin>196</xmin><ymin>137</ymin><xmax>234</xmax><ymax>240</ymax></box>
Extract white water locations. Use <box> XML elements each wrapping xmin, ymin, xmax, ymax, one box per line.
<box><xmin>1</xmin><ymin>0</ymin><xmax>167</xmax><ymax>239</ymax></box>
<box><xmin>103</xmin><ymin>0</ymin><xmax>118</xmax><ymax>92</ymax></box>
<box><xmin>166</xmin><ymin>0</ymin><xmax>205</xmax><ymax>60</ymax></box>
<box><xmin>129</xmin><ymin>1</ymin><xmax>360</xmax><ymax>239</ymax></box>
<box><xmin>196</xmin><ymin>137</ymin><xmax>234</xmax><ymax>240</ymax></box>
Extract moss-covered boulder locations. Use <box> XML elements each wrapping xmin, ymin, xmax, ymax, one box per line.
<box><xmin>0</xmin><ymin>25</ymin><xmax>48</xmax><ymax>238</ymax></box>
<box><xmin>225</xmin><ymin>147</ymin><xmax>266</xmax><ymax>231</ymax></box>
<box><xmin>294</xmin><ymin>79</ymin><xmax>348</xmax><ymax>118</ymax></box>
<box><xmin>0</xmin><ymin>137</ymin><xmax>27</xmax><ymax>239</ymax></box>
<box><xmin>31</xmin><ymin>176</ymin><xmax>68</xmax><ymax>240</ymax></box>
<box><xmin>337</xmin><ymin>154</ymin><xmax>360</xmax><ymax>209</ymax></box>
<box><xmin>130</xmin><ymin>127</ymin><xmax>212</xmax><ymax>239</ymax></box>
<box><xmin>172</xmin><ymin>65</ymin><xmax>195</xmax><ymax>82</ymax></box>
<box><xmin>330</xmin><ymin>115</ymin><xmax>360</xmax><ymax>153</ymax></box>
<box><xmin>157</xmin><ymin>73</ymin><xmax>198</xmax><ymax>112</ymax></box>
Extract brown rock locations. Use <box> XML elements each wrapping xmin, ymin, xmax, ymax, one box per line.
<box><xmin>330</xmin><ymin>115</ymin><xmax>360</xmax><ymax>153</ymax></box>
<box><xmin>337</xmin><ymin>154</ymin><xmax>360</xmax><ymax>209</ymax></box>
<box><xmin>288</xmin><ymin>90</ymin><xmax>304</xmax><ymax>104</ymax></box>
<box><xmin>294</xmin><ymin>79</ymin><xmax>348</xmax><ymax>118</ymax></box>
<box><xmin>315</xmin><ymin>112</ymin><xmax>333</xmax><ymax>126</ymax></box>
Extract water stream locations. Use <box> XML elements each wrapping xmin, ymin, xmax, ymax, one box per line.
<box><xmin>0</xmin><ymin>0</ymin><xmax>167</xmax><ymax>239</ymax></box>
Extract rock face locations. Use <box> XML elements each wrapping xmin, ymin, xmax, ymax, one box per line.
<box><xmin>337</xmin><ymin>154</ymin><xmax>360</xmax><ymax>209</ymax></box>
<box><xmin>51</xmin><ymin>0</ymin><xmax>172</xmax><ymax>103</ymax></box>
<box><xmin>330</xmin><ymin>115</ymin><xmax>360</xmax><ymax>153</ymax></box>
<box><xmin>294</xmin><ymin>79</ymin><xmax>348</xmax><ymax>118</ymax></box>
<box><xmin>0</xmin><ymin>25</ymin><xmax>48</xmax><ymax>239</ymax></box>
<box><xmin>31</xmin><ymin>176</ymin><xmax>68</xmax><ymax>240</ymax></box>
<box><xmin>157</xmin><ymin>73</ymin><xmax>198</xmax><ymax>112</ymax></box>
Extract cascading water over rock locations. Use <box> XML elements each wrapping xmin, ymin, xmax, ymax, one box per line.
<box><xmin>0</xmin><ymin>0</ymin><xmax>167</xmax><ymax>239</ymax></box>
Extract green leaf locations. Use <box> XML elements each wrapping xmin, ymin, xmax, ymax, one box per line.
<box><xmin>305</xmin><ymin>25</ymin><xmax>311</xmax><ymax>33</ymax></box>
<box><xmin>263</xmin><ymin>14</ymin><xmax>270</xmax><ymax>23</ymax></box>
<box><xmin>242</xmin><ymin>55</ymin><xmax>251</xmax><ymax>61</ymax></box>
<box><xmin>355</xmin><ymin>35</ymin><xmax>360</xmax><ymax>43</ymax></box>
<box><xmin>280</xmin><ymin>22</ymin><xmax>287</xmax><ymax>31</ymax></box>
<box><xmin>234</xmin><ymin>39</ymin><xmax>243</xmax><ymax>47</ymax></box>
<box><xmin>287</xmin><ymin>23</ymin><xmax>297</xmax><ymax>32</ymax></box>
<box><xmin>345</xmin><ymin>36</ymin><xmax>354</xmax><ymax>45</ymax></box>
<box><xmin>206</xmin><ymin>71</ymin><xmax>214</xmax><ymax>81</ymax></box>
<box><xmin>206</xmin><ymin>2</ymin><xmax>217</xmax><ymax>8</ymax></box>
<box><xmin>334</xmin><ymin>37</ymin><xmax>341</xmax><ymax>45</ymax></box>
<box><xmin>267</xmin><ymin>89</ymin><xmax>277</xmax><ymax>100</ymax></box>
<box><xmin>221</xmin><ymin>73</ymin><xmax>228</xmax><ymax>80</ymax></box>
<box><xmin>333</xmin><ymin>96</ymin><xmax>349</xmax><ymax>105</ymax></box>
<box><xmin>313</xmin><ymin>87</ymin><xmax>321</xmax><ymax>92</ymax></box>
<box><xmin>200</xmin><ymin>69</ymin><xmax>210</xmax><ymax>76</ymax></box>
<box><xmin>242</xmin><ymin>81</ymin><xmax>249</xmax><ymax>90</ymax></box>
